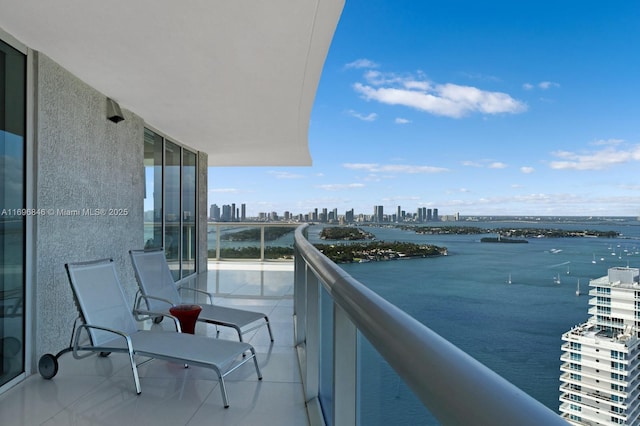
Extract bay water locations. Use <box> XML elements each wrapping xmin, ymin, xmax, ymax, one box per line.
<box><xmin>306</xmin><ymin>219</ymin><xmax>640</xmax><ymax>425</ymax></box>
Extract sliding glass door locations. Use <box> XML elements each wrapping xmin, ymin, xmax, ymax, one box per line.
<box><xmin>143</xmin><ymin>129</ymin><xmax>198</xmax><ymax>280</ymax></box>
<box><xmin>0</xmin><ymin>39</ymin><xmax>26</xmax><ymax>387</ymax></box>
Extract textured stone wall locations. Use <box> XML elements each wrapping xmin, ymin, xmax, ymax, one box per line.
<box><xmin>34</xmin><ymin>53</ymin><xmax>144</xmax><ymax>358</ymax></box>
<box><xmin>197</xmin><ymin>151</ymin><xmax>208</xmax><ymax>273</ymax></box>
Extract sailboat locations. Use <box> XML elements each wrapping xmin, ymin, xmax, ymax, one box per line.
<box><xmin>507</xmin><ymin>273</ymin><xmax>512</xmax><ymax>284</ymax></box>
<box><xmin>576</xmin><ymin>279</ymin><xmax>580</xmax><ymax>296</ymax></box>
<box><xmin>554</xmin><ymin>273</ymin><xmax>561</xmax><ymax>285</ymax></box>
<box><xmin>592</xmin><ymin>253</ymin><xmax>596</xmax><ymax>264</ymax></box>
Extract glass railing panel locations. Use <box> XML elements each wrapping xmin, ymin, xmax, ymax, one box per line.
<box><xmin>207</xmin><ymin>223</ymin><xmax>296</xmax><ymax>260</ymax></box>
<box><xmin>320</xmin><ymin>284</ymin><xmax>334</xmax><ymax>424</ymax></box>
<box><xmin>216</xmin><ymin>225</ymin><xmax>262</xmax><ymax>259</ymax></box>
<box><xmin>357</xmin><ymin>332</ymin><xmax>434</xmax><ymax>426</ymax></box>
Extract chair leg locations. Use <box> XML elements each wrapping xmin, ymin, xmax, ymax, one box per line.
<box><xmin>217</xmin><ymin>371</ymin><xmax>230</xmax><ymax>408</ymax></box>
<box><xmin>251</xmin><ymin>347</ymin><xmax>263</xmax><ymax>380</ymax></box>
<box><xmin>265</xmin><ymin>317</ymin><xmax>274</xmax><ymax>342</ymax></box>
<box><xmin>128</xmin><ymin>351</ymin><xmax>142</xmax><ymax>394</ymax></box>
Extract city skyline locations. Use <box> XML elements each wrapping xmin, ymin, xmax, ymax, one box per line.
<box><xmin>208</xmin><ymin>1</ymin><xmax>640</xmax><ymax>218</ymax></box>
<box><xmin>207</xmin><ymin>201</ymin><xmax>444</xmax><ymax>222</ymax></box>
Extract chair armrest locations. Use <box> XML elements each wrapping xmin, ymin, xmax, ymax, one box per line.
<box><xmin>134</xmin><ymin>289</ymin><xmax>174</xmax><ymax>311</ymax></box>
<box><xmin>131</xmin><ymin>294</ymin><xmax>182</xmax><ymax>332</ymax></box>
<box><xmin>72</xmin><ymin>324</ymin><xmax>134</xmax><ymax>359</ymax></box>
<box><xmin>177</xmin><ymin>285</ymin><xmax>214</xmax><ymax>304</ymax></box>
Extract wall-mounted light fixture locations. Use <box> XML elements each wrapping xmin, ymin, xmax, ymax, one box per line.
<box><xmin>106</xmin><ymin>98</ymin><xmax>124</xmax><ymax>123</ymax></box>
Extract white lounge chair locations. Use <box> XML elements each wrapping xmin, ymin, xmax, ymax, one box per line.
<box><xmin>37</xmin><ymin>258</ymin><xmax>262</xmax><ymax>408</ymax></box>
<box><xmin>129</xmin><ymin>248</ymin><xmax>273</xmax><ymax>342</ymax></box>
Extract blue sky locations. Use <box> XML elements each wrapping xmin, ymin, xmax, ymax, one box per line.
<box><xmin>209</xmin><ymin>1</ymin><xmax>640</xmax><ymax>218</ymax></box>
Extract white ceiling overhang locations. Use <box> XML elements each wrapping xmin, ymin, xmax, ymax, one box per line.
<box><xmin>0</xmin><ymin>0</ymin><xmax>344</xmax><ymax>166</ymax></box>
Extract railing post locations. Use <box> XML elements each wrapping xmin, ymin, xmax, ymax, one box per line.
<box><xmin>215</xmin><ymin>223</ymin><xmax>220</xmax><ymax>260</ymax></box>
<box><xmin>333</xmin><ymin>304</ymin><xmax>357</xmax><ymax>426</ymax></box>
<box><xmin>304</xmin><ymin>267</ymin><xmax>320</xmax><ymax>404</ymax></box>
<box><xmin>260</xmin><ymin>225</ymin><xmax>265</xmax><ymax>261</ymax></box>
<box><xmin>294</xmin><ymin>245</ymin><xmax>307</xmax><ymax>346</ymax></box>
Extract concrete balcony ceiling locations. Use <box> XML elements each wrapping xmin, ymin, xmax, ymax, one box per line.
<box><xmin>0</xmin><ymin>0</ymin><xmax>344</xmax><ymax>166</ymax></box>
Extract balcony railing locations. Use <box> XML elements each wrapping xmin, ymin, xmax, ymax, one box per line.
<box><xmin>207</xmin><ymin>221</ymin><xmax>297</xmax><ymax>260</ymax></box>
<box><xmin>292</xmin><ymin>224</ymin><xmax>567</xmax><ymax>426</ymax></box>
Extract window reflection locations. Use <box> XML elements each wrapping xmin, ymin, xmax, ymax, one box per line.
<box><xmin>0</xmin><ymin>39</ymin><xmax>25</xmax><ymax>387</ymax></box>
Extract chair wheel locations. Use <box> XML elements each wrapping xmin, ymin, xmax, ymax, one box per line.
<box><xmin>99</xmin><ymin>352</ymin><xmax>111</xmax><ymax>357</ymax></box>
<box><xmin>38</xmin><ymin>353</ymin><xmax>58</xmax><ymax>379</ymax></box>
<box><xmin>153</xmin><ymin>316</ymin><xmax>163</xmax><ymax>324</ymax></box>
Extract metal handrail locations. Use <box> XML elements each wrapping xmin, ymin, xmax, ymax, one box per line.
<box><xmin>294</xmin><ymin>224</ymin><xmax>567</xmax><ymax>425</ymax></box>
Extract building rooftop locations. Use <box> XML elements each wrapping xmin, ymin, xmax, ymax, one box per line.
<box><xmin>0</xmin><ymin>261</ymin><xmax>305</xmax><ymax>425</ymax></box>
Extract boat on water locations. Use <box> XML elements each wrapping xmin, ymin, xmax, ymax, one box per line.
<box><xmin>592</xmin><ymin>253</ymin><xmax>596</xmax><ymax>264</ymax></box>
<box><xmin>507</xmin><ymin>273</ymin><xmax>512</xmax><ymax>284</ymax></box>
<box><xmin>576</xmin><ymin>279</ymin><xmax>580</xmax><ymax>296</ymax></box>
<box><xmin>554</xmin><ymin>273</ymin><xmax>561</xmax><ymax>285</ymax></box>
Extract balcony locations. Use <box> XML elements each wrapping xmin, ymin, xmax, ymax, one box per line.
<box><xmin>0</xmin><ymin>260</ymin><xmax>304</xmax><ymax>425</ymax></box>
<box><xmin>0</xmin><ymin>224</ymin><xmax>568</xmax><ymax>425</ymax></box>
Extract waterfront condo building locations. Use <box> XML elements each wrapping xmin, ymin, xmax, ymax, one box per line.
<box><xmin>560</xmin><ymin>267</ymin><xmax>640</xmax><ymax>425</ymax></box>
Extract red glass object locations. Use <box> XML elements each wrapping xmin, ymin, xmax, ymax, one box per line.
<box><xmin>168</xmin><ymin>304</ymin><xmax>202</xmax><ymax>334</ymax></box>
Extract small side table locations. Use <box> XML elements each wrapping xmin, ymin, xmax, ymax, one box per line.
<box><xmin>169</xmin><ymin>304</ymin><xmax>202</xmax><ymax>334</ymax></box>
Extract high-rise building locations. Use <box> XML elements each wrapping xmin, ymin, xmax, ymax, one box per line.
<box><xmin>374</xmin><ymin>205</ymin><xmax>384</xmax><ymax>223</ymax></box>
<box><xmin>433</xmin><ymin>208</ymin><xmax>438</xmax><ymax>221</ymax></box>
<box><xmin>210</xmin><ymin>204</ymin><xmax>220</xmax><ymax>221</ymax></box>
<box><xmin>559</xmin><ymin>267</ymin><xmax>640</xmax><ymax>425</ymax></box>
<box><xmin>221</xmin><ymin>204</ymin><xmax>232</xmax><ymax>221</ymax></box>
<box><xmin>345</xmin><ymin>209</ymin><xmax>354</xmax><ymax>223</ymax></box>
<box><xmin>241</xmin><ymin>203</ymin><xmax>246</xmax><ymax>221</ymax></box>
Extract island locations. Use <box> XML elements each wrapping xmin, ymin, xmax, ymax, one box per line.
<box><xmin>320</xmin><ymin>226</ymin><xmax>375</xmax><ymax>240</ymax></box>
<box><xmin>314</xmin><ymin>241</ymin><xmax>447</xmax><ymax>264</ymax></box>
<box><xmin>398</xmin><ymin>225</ymin><xmax>619</xmax><ymax>239</ymax></box>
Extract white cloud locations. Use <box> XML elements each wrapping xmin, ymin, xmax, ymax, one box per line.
<box><xmin>316</xmin><ymin>183</ymin><xmax>366</xmax><ymax>191</ymax></box>
<box><xmin>353</xmin><ymin>72</ymin><xmax>526</xmax><ymax>118</ymax></box>
<box><xmin>346</xmin><ymin>110</ymin><xmax>378</xmax><ymax>121</ymax></box>
<box><xmin>489</xmin><ymin>162</ymin><xmax>507</xmax><ymax>169</ymax></box>
<box><xmin>549</xmin><ymin>143</ymin><xmax>640</xmax><ymax>170</ymax></box>
<box><xmin>394</xmin><ymin>118</ymin><xmax>411</xmax><ymax>124</ymax></box>
<box><xmin>381</xmin><ymin>195</ymin><xmax>421</xmax><ymax>202</ymax></box>
<box><xmin>344</xmin><ymin>58</ymin><xmax>379</xmax><ymax>69</ymax></box>
<box><xmin>523</xmin><ymin>81</ymin><xmax>560</xmax><ymax>90</ymax></box>
<box><xmin>538</xmin><ymin>81</ymin><xmax>560</xmax><ymax>90</ymax></box>
<box><xmin>462</xmin><ymin>159</ymin><xmax>507</xmax><ymax>169</ymax></box>
<box><xmin>210</xmin><ymin>188</ymin><xmax>239</xmax><ymax>193</ymax></box>
<box><xmin>520</xmin><ymin>166</ymin><xmax>535</xmax><ymax>174</ymax></box>
<box><xmin>268</xmin><ymin>171</ymin><xmax>305</xmax><ymax>179</ymax></box>
<box><xmin>343</xmin><ymin>163</ymin><xmax>450</xmax><ymax>173</ymax></box>
<box><xmin>591</xmin><ymin>138</ymin><xmax>624</xmax><ymax>147</ymax></box>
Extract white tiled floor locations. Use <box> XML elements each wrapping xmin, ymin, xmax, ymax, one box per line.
<box><xmin>0</xmin><ymin>261</ymin><xmax>308</xmax><ymax>426</ymax></box>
